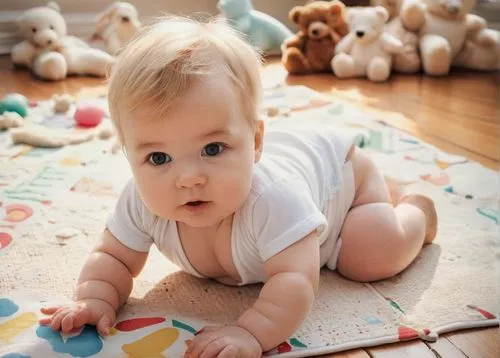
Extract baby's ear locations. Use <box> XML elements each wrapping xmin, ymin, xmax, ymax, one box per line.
<box><xmin>289</xmin><ymin>6</ymin><xmax>303</xmax><ymax>24</ymax></box>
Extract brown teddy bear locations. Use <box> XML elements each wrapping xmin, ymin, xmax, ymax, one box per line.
<box><xmin>282</xmin><ymin>0</ymin><xmax>349</xmax><ymax>74</ymax></box>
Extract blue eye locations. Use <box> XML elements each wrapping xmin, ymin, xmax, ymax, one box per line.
<box><xmin>148</xmin><ymin>152</ymin><xmax>171</xmax><ymax>166</ymax></box>
<box><xmin>202</xmin><ymin>143</ymin><xmax>224</xmax><ymax>157</ymax></box>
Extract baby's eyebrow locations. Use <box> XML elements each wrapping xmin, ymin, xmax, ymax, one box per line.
<box><xmin>135</xmin><ymin>141</ymin><xmax>165</xmax><ymax>152</ymax></box>
<box><xmin>200</xmin><ymin>128</ymin><xmax>231</xmax><ymax>139</ymax></box>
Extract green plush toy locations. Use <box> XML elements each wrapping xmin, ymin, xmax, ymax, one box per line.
<box><xmin>0</xmin><ymin>93</ymin><xmax>29</xmax><ymax>117</ymax></box>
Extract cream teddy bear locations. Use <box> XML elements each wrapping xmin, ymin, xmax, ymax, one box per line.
<box><xmin>371</xmin><ymin>0</ymin><xmax>421</xmax><ymax>73</ymax></box>
<box><xmin>91</xmin><ymin>1</ymin><xmax>141</xmax><ymax>55</ymax></box>
<box><xmin>454</xmin><ymin>14</ymin><xmax>500</xmax><ymax>71</ymax></box>
<box><xmin>11</xmin><ymin>2</ymin><xmax>114</xmax><ymax>81</ymax></box>
<box><xmin>331</xmin><ymin>6</ymin><xmax>403</xmax><ymax>82</ymax></box>
<box><xmin>399</xmin><ymin>0</ymin><xmax>497</xmax><ymax>75</ymax></box>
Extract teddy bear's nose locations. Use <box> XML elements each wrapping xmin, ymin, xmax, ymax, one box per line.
<box><xmin>121</xmin><ymin>16</ymin><xmax>130</xmax><ymax>23</ymax></box>
<box><xmin>312</xmin><ymin>29</ymin><xmax>319</xmax><ymax>36</ymax></box>
<box><xmin>356</xmin><ymin>31</ymin><xmax>364</xmax><ymax>38</ymax></box>
<box><xmin>447</xmin><ymin>5</ymin><xmax>460</xmax><ymax>14</ymax></box>
<box><xmin>47</xmin><ymin>40</ymin><xmax>53</xmax><ymax>45</ymax></box>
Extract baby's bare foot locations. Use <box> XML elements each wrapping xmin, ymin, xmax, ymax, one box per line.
<box><xmin>399</xmin><ymin>194</ymin><xmax>438</xmax><ymax>244</ymax></box>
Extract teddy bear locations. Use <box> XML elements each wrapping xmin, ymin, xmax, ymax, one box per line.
<box><xmin>217</xmin><ymin>0</ymin><xmax>293</xmax><ymax>55</ymax></box>
<box><xmin>331</xmin><ymin>6</ymin><xmax>403</xmax><ymax>81</ymax></box>
<box><xmin>371</xmin><ymin>0</ymin><xmax>421</xmax><ymax>73</ymax></box>
<box><xmin>281</xmin><ymin>0</ymin><xmax>349</xmax><ymax>74</ymax></box>
<box><xmin>399</xmin><ymin>0</ymin><xmax>497</xmax><ymax>75</ymax></box>
<box><xmin>453</xmin><ymin>14</ymin><xmax>500</xmax><ymax>71</ymax></box>
<box><xmin>90</xmin><ymin>1</ymin><xmax>142</xmax><ymax>55</ymax></box>
<box><xmin>11</xmin><ymin>2</ymin><xmax>114</xmax><ymax>81</ymax></box>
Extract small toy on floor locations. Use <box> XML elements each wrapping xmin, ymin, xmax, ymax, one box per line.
<box><xmin>0</xmin><ymin>93</ymin><xmax>29</xmax><ymax>117</ymax></box>
<box><xmin>332</xmin><ymin>6</ymin><xmax>403</xmax><ymax>82</ymax></box>
<box><xmin>74</xmin><ymin>105</ymin><xmax>105</xmax><ymax>128</ymax></box>
<box><xmin>52</xmin><ymin>93</ymin><xmax>75</xmax><ymax>113</ymax></box>
<box><xmin>0</xmin><ymin>111</ymin><xmax>24</xmax><ymax>130</ymax></box>
<box><xmin>217</xmin><ymin>0</ymin><xmax>293</xmax><ymax>55</ymax></box>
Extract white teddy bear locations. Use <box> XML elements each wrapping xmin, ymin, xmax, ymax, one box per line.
<box><xmin>331</xmin><ymin>6</ymin><xmax>403</xmax><ymax>82</ymax></box>
<box><xmin>399</xmin><ymin>0</ymin><xmax>497</xmax><ymax>75</ymax></box>
<box><xmin>11</xmin><ymin>2</ymin><xmax>114</xmax><ymax>81</ymax></box>
<box><xmin>92</xmin><ymin>1</ymin><xmax>142</xmax><ymax>55</ymax></box>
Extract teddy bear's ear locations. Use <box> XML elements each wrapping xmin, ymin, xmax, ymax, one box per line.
<box><xmin>46</xmin><ymin>2</ymin><xmax>61</xmax><ymax>13</ymax></box>
<box><xmin>289</xmin><ymin>6</ymin><xmax>302</xmax><ymax>24</ymax></box>
<box><xmin>346</xmin><ymin>8</ymin><xmax>357</xmax><ymax>24</ymax></box>
<box><xmin>329</xmin><ymin>1</ymin><xmax>345</xmax><ymax>15</ymax></box>
<box><xmin>374</xmin><ymin>6</ymin><xmax>389</xmax><ymax>23</ymax></box>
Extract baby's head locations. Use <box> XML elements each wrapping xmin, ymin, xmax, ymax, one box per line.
<box><xmin>108</xmin><ymin>16</ymin><xmax>264</xmax><ymax>228</ymax></box>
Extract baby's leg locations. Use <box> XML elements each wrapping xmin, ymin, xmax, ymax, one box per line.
<box><xmin>337</xmin><ymin>149</ymin><xmax>437</xmax><ymax>282</ymax></box>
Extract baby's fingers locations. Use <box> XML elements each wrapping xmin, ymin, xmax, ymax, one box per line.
<box><xmin>61</xmin><ymin>313</ymin><xmax>77</xmax><ymax>333</ymax></box>
<box><xmin>50</xmin><ymin>308</ymin><xmax>71</xmax><ymax>331</ymax></box>
<box><xmin>40</xmin><ymin>306</ymin><xmax>61</xmax><ymax>315</ymax></box>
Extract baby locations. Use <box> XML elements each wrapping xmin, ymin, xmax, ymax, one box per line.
<box><xmin>39</xmin><ymin>15</ymin><xmax>437</xmax><ymax>357</ymax></box>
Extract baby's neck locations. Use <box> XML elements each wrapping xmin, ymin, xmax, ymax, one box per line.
<box><xmin>177</xmin><ymin>214</ymin><xmax>234</xmax><ymax>240</ymax></box>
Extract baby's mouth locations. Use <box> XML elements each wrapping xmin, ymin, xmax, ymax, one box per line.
<box><xmin>185</xmin><ymin>201</ymin><xmax>207</xmax><ymax>207</ymax></box>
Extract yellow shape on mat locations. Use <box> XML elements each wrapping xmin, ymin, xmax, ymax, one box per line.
<box><xmin>122</xmin><ymin>327</ymin><xmax>179</xmax><ymax>357</ymax></box>
<box><xmin>0</xmin><ymin>312</ymin><xmax>38</xmax><ymax>343</ymax></box>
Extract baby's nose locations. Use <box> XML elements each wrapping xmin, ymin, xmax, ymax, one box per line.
<box><xmin>176</xmin><ymin>169</ymin><xmax>206</xmax><ymax>189</ymax></box>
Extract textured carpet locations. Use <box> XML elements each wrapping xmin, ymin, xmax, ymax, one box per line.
<box><xmin>0</xmin><ymin>85</ymin><xmax>498</xmax><ymax>357</ymax></box>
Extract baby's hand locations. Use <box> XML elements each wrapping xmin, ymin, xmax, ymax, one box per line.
<box><xmin>185</xmin><ymin>325</ymin><xmax>262</xmax><ymax>358</ymax></box>
<box><xmin>39</xmin><ymin>298</ymin><xmax>116</xmax><ymax>336</ymax></box>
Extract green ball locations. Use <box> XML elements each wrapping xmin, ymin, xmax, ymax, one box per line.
<box><xmin>0</xmin><ymin>93</ymin><xmax>29</xmax><ymax>117</ymax></box>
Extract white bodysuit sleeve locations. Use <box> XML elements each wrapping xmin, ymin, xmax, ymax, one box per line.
<box><xmin>252</xmin><ymin>179</ymin><xmax>327</xmax><ymax>262</ymax></box>
<box><xmin>106</xmin><ymin>180</ymin><xmax>156</xmax><ymax>252</ymax></box>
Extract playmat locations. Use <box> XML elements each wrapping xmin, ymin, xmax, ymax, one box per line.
<box><xmin>0</xmin><ymin>85</ymin><xmax>498</xmax><ymax>357</ymax></box>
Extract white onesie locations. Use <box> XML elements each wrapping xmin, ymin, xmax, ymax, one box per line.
<box><xmin>106</xmin><ymin>123</ymin><xmax>356</xmax><ymax>285</ymax></box>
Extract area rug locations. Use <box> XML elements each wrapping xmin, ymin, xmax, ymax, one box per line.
<box><xmin>0</xmin><ymin>85</ymin><xmax>498</xmax><ymax>357</ymax></box>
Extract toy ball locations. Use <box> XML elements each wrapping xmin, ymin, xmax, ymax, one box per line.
<box><xmin>74</xmin><ymin>106</ymin><xmax>105</xmax><ymax>128</ymax></box>
<box><xmin>0</xmin><ymin>93</ymin><xmax>29</xmax><ymax>117</ymax></box>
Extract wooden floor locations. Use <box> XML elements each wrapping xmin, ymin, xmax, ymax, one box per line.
<box><xmin>1</xmin><ymin>55</ymin><xmax>499</xmax><ymax>357</ymax></box>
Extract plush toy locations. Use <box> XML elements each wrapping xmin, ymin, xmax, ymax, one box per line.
<box><xmin>217</xmin><ymin>0</ymin><xmax>293</xmax><ymax>55</ymax></box>
<box><xmin>281</xmin><ymin>0</ymin><xmax>349</xmax><ymax>74</ymax></box>
<box><xmin>11</xmin><ymin>2</ymin><xmax>114</xmax><ymax>81</ymax></box>
<box><xmin>371</xmin><ymin>0</ymin><xmax>421</xmax><ymax>73</ymax></box>
<box><xmin>399</xmin><ymin>0</ymin><xmax>497</xmax><ymax>75</ymax></box>
<box><xmin>332</xmin><ymin>6</ymin><xmax>403</xmax><ymax>81</ymax></box>
<box><xmin>454</xmin><ymin>15</ymin><xmax>500</xmax><ymax>71</ymax></box>
<box><xmin>90</xmin><ymin>1</ymin><xmax>141</xmax><ymax>55</ymax></box>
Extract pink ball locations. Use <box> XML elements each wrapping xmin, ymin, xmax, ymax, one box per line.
<box><xmin>74</xmin><ymin>106</ymin><xmax>105</xmax><ymax>128</ymax></box>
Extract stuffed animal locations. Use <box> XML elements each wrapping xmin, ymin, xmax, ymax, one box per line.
<box><xmin>371</xmin><ymin>0</ymin><xmax>421</xmax><ymax>73</ymax></box>
<box><xmin>281</xmin><ymin>0</ymin><xmax>349</xmax><ymax>74</ymax></box>
<box><xmin>217</xmin><ymin>0</ymin><xmax>293</xmax><ymax>55</ymax></box>
<box><xmin>454</xmin><ymin>14</ymin><xmax>500</xmax><ymax>71</ymax></box>
<box><xmin>11</xmin><ymin>2</ymin><xmax>113</xmax><ymax>81</ymax></box>
<box><xmin>399</xmin><ymin>0</ymin><xmax>496</xmax><ymax>75</ymax></box>
<box><xmin>331</xmin><ymin>6</ymin><xmax>403</xmax><ymax>81</ymax></box>
<box><xmin>91</xmin><ymin>1</ymin><xmax>141</xmax><ymax>55</ymax></box>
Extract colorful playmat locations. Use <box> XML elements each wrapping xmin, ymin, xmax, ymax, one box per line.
<box><xmin>0</xmin><ymin>85</ymin><xmax>498</xmax><ymax>357</ymax></box>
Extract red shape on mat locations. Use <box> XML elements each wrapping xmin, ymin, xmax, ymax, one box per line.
<box><xmin>469</xmin><ymin>305</ymin><xmax>497</xmax><ymax>319</ymax></box>
<box><xmin>115</xmin><ymin>317</ymin><xmax>165</xmax><ymax>331</ymax></box>
<box><xmin>277</xmin><ymin>341</ymin><xmax>292</xmax><ymax>353</ymax></box>
<box><xmin>398</xmin><ymin>326</ymin><xmax>430</xmax><ymax>341</ymax></box>
<box><xmin>0</xmin><ymin>232</ymin><xmax>12</xmax><ymax>249</ymax></box>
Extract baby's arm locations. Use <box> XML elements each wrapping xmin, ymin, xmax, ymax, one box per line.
<box><xmin>238</xmin><ymin>231</ymin><xmax>319</xmax><ymax>351</ymax></box>
<box><xmin>185</xmin><ymin>231</ymin><xmax>319</xmax><ymax>357</ymax></box>
<box><xmin>39</xmin><ymin>229</ymin><xmax>148</xmax><ymax>334</ymax></box>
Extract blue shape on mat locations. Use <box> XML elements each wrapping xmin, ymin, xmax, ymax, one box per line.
<box><xmin>1</xmin><ymin>354</ymin><xmax>31</xmax><ymax>358</ymax></box>
<box><xmin>36</xmin><ymin>325</ymin><xmax>103</xmax><ymax>357</ymax></box>
<box><xmin>0</xmin><ymin>298</ymin><xmax>19</xmax><ymax>317</ymax></box>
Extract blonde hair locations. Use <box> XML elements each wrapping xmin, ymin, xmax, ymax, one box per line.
<box><xmin>107</xmin><ymin>15</ymin><xmax>263</xmax><ymax>142</ymax></box>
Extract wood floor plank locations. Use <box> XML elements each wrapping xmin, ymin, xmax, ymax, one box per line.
<box><xmin>444</xmin><ymin>328</ymin><xmax>500</xmax><ymax>358</ymax></box>
<box><xmin>366</xmin><ymin>340</ymin><xmax>436</xmax><ymax>358</ymax></box>
<box><xmin>426</xmin><ymin>338</ymin><xmax>468</xmax><ymax>358</ymax></box>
